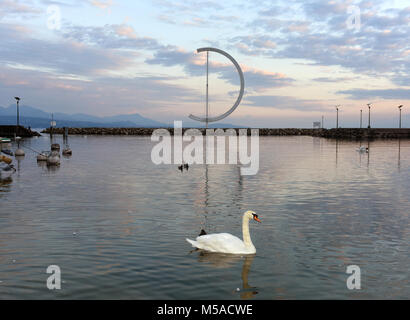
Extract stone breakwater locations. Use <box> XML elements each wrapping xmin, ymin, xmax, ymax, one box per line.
<box><xmin>0</xmin><ymin>125</ymin><xmax>41</xmax><ymax>137</ymax></box>
<box><xmin>41</xmin><ymin>127</ymin><xmax>410</xmax><ymax>139</ymax></box>
<box><xmin>317</xmin><ymin>128</ymin><xmax>410</xmax><ymax>139</ymax></box>
<box><xmin>42</xmin><ymin>127</ymin><xmax>319</xmax><ymax>136</ymax></box>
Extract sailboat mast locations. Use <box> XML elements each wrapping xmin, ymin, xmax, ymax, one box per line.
<box><xmin>206</xmin><ymin>51</ymin><xmax>209</xmax><ymax>129</ymax></box>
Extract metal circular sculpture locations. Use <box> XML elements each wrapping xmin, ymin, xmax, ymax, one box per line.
<box><xmin>189</xmin><ymin>47</ymin><xmax>245</xmax><ymax>123</ymax></box>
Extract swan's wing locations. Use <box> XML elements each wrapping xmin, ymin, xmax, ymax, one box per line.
<box><xmin>194</xmin><ymin>233</ymin><xmax>246</xmax><ymax>253</ymax></box>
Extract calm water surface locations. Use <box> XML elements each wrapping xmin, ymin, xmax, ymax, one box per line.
<box><xmin>0</xmin><ymin>134</ymin><xmax>409</xmax><ymax>299</ymax></box>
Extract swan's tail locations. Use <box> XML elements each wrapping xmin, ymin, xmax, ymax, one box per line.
<box><xmin>186</xmin><ymin>238</ymin><xmax>197</xmax><ymax>247</ymax></box>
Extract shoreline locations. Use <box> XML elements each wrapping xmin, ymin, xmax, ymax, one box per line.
<box><xmin>40</xmin><ymin>127</ymin><xmax>410</xmax><ymax>139</ymax></box>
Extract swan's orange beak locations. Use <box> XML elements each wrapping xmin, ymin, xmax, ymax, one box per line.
<box><xmin>254</xmin><ymin>216</ymin><xmax>261</xmax><ymax>223</ymax></box>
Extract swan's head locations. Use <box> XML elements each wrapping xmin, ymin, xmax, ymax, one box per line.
<box><xmin>244</xmin><ymin>210</ymin><xmax>261</xmax><ymax>223</ymax></box>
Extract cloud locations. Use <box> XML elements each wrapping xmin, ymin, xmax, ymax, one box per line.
<box><xmin>244</xmin><ymin>95</ymin><xmax>330</xmax><ymax>112</ymax></box>
<box><xmin>146</xmin><ymin>46</ymin><xmax>294</xmax><ymax>91</ymax></box>
<box><xmin>153</xmin><ymin>0</ymin><xmax>224</xmax><ymax>14</ymax></box>
<box><xmin>157</xmin><ymin>14</ymin><xmax>177</xmax><ymax>24</ymax></box>
<box><xmin>302</xmin><ymin>0</ymin><xmax>349</xmax><ymax>18</ymax></box>
<box><xmin>230</xmin><ymin>35</ymin><xmax>277</xmax><ymax>56</ymax></box>
<box><xmin>0</xmin><ymin>23</ymin><xmax>136</xmax><ymax>77</ymax></box>
<box><xmin>183</xmin><ymin>17</ymin><xmax>207</xmax><ymax>27</ymax></box>
<box><xmin>337</xmin><ymin>88</ymin><xmax>410</xmax><ymax>100</ymax></box>
<box><xmin>60</xmin><ymin>23</ymin><xmax>162</xmax><ymax>50</ymax></box>
<box><xmin>153</xmin><ymin>0</ymin><xmax>234</xmax><ymax>28</ymax></box>
<box><xmin>0</xmin><ymin>0</ymin><xmax>42</xmax><ymax>18</ymax></box>
<box><xmin>89</xmin><ymin>0</ymin><xmax>113</xmax><ymax>10</ymax></box>
<box><xmin>208</xmin><ymin>14</ymin><xmax>239</xmax><ymax>23</ymax></box>
<box><xmin>0</xmin><ymin>64</ymin><xmax>201</xmax><ymax>117</ymax></box>
<box><xmin>312</xmin><ymin>76</ymin><xmax>357</xmax><ymax>83</ymax></box>
<box><xmin>228</xmin><ymin>0</ymin><xmax>410</xmax><ymax>85</ymax></box>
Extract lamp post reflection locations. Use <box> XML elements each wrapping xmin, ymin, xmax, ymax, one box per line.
<box><xmin>367</xmin><ymin>140</ymin><xmax>370</xmax><ymax>168</ymax></box>
<box><xmin>15</xmin><ymin>155</ymin><xmax>24</xmax><ymax>177</ymax></box>
<box><xmin>335</xmin><ymin>139</ymin><xmax>339</xmax><ymax>167</ymax></box>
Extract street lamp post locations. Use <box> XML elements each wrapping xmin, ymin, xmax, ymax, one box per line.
<box><xmin>14</xmin><ymin>97</ymin><xmax>20</xmax><ymax>137</ymax></box>
<box><xmin>398</xmin><ymin>105</ymin><xmax>403</xmax><ymax>128</ymax></box>
<box><xmin>367</xmin><ymin>103</ymin><xmax>372</xmax><ymax>129</ymax></box>
<box><xmin>13</xmin><ymin>96</ymin><xmax>25</xmax><ymax>156</ymax></box>
<box><xmin>360</xmin><ymin>109</ymin><xmax>362</xmax><ymax>128</ymax></box>
<box><xmin>335</xmin><ymin>105</ymin><xmax>340</xmax><ymax>128</ymax></box>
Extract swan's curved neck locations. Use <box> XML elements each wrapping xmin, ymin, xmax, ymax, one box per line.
<box><xmin>242</xmin><ymin>214</ymin><xmax>254</xmax><ymax>249</ymax></box>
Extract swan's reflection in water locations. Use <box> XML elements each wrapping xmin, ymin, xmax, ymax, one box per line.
<box><xmin>194</xmin><ymin>251</ymin><xmax>258</xmax><ymax>299</ymax></box>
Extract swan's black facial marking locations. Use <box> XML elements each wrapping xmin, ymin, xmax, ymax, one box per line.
<box><xmin>252</xmin><ymin>213</ymin><xmax>261</xmax><ymax>222</ymax></box>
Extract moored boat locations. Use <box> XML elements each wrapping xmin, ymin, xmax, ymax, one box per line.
<box><xmin>0</xmin><ymin>137</ymin><xmax>13</xmax><ymax>156</ymax></box>
<box><xmin>62</xmin><ymin>146</ymin><xmax>72</xmax><ymax>156</ymax></box>
<box><xmin>0</xmin><ymin>164</ymin><xmax>16</xmax><ymax>179</ymax></box>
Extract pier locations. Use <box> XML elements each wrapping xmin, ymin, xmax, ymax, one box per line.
<box><xmin>41</xmin><ymin>127</ymin><xmax>410</xmax><ymax>139</ymax></box>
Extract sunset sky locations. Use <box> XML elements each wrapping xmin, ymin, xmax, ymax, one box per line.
<box><xmin>0</xmin><ymin>0</ymin><xmax>409</xmax><ymax>127</ymax></box>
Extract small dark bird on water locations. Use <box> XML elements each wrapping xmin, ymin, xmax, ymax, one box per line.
<box><xmin>178</xmin><ymin>163</ymin><xmax>190</xmax><ymax>172</ymax></box>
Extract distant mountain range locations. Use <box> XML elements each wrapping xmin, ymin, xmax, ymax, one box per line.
<box><xmin>0</xmin><ymin>105</ymin><xmax>244</xmax><ymax>128</ymax></box>
<box><xmin>0</xmin><ymin>104</ymin><xmax>164</xmax><ymax>128</ymax></box>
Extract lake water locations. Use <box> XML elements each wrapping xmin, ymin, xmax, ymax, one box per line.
<box><xmin>0</xmin><ymin>134</ymin><xmax>409</xmax><ymax>299</ymax></box>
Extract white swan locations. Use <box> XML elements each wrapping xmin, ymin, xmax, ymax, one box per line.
<box><xmin>186</xmin><ymin>210</ymin><xmax>261</xmax><ymax>254</ymax></box>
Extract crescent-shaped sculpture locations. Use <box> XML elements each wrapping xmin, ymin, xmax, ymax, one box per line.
<box><xmin>189</xmin><ymin>47</ymin><xmax>245</xmax><ymax>123</ymax></box>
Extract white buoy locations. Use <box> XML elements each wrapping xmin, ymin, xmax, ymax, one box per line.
<box><xmin>47</xmin><ymin>151</ymin><xmax>60</xmax><ymax>166</ymax></box>
<box><xmin>14</xmin><ymin>148</ymin><xmax>25</xmax><ymax>156</ymax></box>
